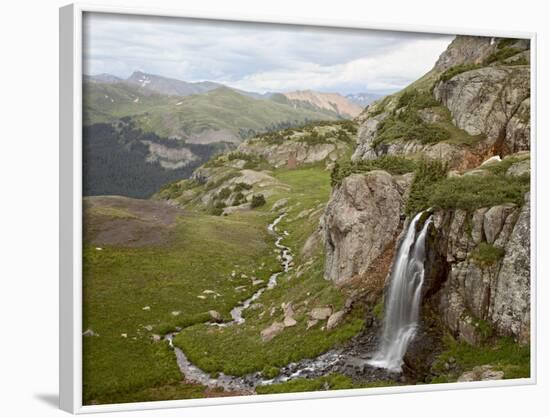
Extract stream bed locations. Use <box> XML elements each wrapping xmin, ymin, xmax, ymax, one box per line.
<box><xmin>164</xmin><ymin>213</ymin><xmax>397</xmax><ymax>393</ymax></box>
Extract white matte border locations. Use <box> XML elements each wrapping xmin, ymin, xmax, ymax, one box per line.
<box><xmin>59</xmin><ymin>2</ymin><xmax>537</xmax><ymax>414</ymax></box>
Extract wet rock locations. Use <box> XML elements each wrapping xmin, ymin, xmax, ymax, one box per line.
<box><xmin>209</xmin><ymin>310</ymin><xmax>222</xmax><ymax>322</ymax></box>
<box><xmin>261</xmin><ymin>322</ymin><xmax>285</xmax><ymax>342</ymax></box>
<box><xmin>457</xmin><ymin>365</ymin><xmax>504</xmax><ymax>382</ymax></box>
<box><xmin>82</xmin><ymin>329</ymin><xmax>98</xmax><ymax>337</ymax></box>
<box><xmin>309</xmin><ymin>307</ymin><xmax>333</xmax><ymax>320</ymax></box>
<box><xmin>326</xmin><ymin>311</ymin><xmax>346</xmax><ymax>330</ymax></box>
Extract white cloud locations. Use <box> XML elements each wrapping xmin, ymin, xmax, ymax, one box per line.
<box><xmin>83</xmin><ymin>12</ymin><xmax>453</xmax><ymax>94</ymax></box>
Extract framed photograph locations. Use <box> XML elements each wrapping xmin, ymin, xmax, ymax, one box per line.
<box><xmin>60</xmin><ymin>3</ymin><xmax>536</xmax><ymax>413</ymax></box>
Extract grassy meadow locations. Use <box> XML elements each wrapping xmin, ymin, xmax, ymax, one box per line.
<box><xmin>83</xmin><ymin>163</ymin><xmax>364</xmax><ymax>404</ymax></box>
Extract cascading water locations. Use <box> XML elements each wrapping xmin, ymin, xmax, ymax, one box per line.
<box><xmin>368</xmin><ymin>212</ymin><xmax>432</xmax><ymax>372</ymax></box>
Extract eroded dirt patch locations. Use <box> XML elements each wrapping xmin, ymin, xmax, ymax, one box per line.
<box><xmin>84</xmin><ymin>196</ymin><xmax>184</xmax><ymax>247</ymax></box>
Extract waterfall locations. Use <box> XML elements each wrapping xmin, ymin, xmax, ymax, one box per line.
<box><xmin>368</xmin><ymin>212</ymin><xmax>432</xmax><ymax>372</ymax></box>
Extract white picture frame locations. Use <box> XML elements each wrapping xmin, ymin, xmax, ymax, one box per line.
<box><xmin>59</xmin><ymin>3</ymin><xmax>537</xmax><ymax>413</ymax></box>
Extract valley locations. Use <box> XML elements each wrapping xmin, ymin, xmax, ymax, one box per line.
<box><xmin>82</xmin><ymin>35</ymin><xmax>532</xmax><ymax>405</ymax></box>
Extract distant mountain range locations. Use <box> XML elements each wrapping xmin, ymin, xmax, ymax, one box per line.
<box><xmin>83</xmin><ymin>71</ymin><xmax>378</xmax><ymax>197</ymax></box>
<box><xmin>84</xmin><ymin>71</ymin><xmax>368</xmax><ymax>142</ymax></box>
<box><xmin>280</xmin><ymin>90</ymin><xmax>363</xmax><ymax>118</ymax></box>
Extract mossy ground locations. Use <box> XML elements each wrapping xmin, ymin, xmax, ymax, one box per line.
<box><xmin>430</xmin><ymin>336</ymin><xmax>530</xmax><ymax>383</ymax></box>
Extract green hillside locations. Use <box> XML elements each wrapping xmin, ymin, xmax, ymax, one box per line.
<box><xmin>84</xmin><ymin>83</ymin><xmax>343</xmax><ymax>143</ymax></box>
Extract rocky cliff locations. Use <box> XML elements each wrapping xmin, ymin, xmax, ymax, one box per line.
<box><xmin>422</xmin><ymin>161</ymin><xmax>531</xmax><ymax>344</ymax></box>
<box><xmin>321</xmin><ymin>35</ymin><xmax>531</xmax><ymax>357</ymax></box>
<box><xmin>323</xmin><ymin>171</ymin><xmax>412</xmax><ymax>288</ymax></box>
<box><xmin>352</xmin><ymin>36</ymin><xmax>530</xmax><ymax>171</ymax></box>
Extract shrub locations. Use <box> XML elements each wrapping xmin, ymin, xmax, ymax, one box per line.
<box><xmin>497</xmin><ymin>38</ymin><xmax>520</xmax><ymax>50</ymax></box>
<box><xmin>213</xmin><ymin>201</ymin><xmax>227</xmax><ymax>209</ymax></box>
<box><xmin>205</xmin><ymin>172</ymin><xmax>239</xmax><ymax>191</ymax></box>
<box><xmin>470</xmin><ymin>242</ymin><xmax>505</xmax><ymax>268</ymax></box>
<box><xmin>426</xmin><ymin>174</ymin><xmax>528</xmax><ymax>211</ymax></box>
<box><xmin>397</xmin><ymin>89</ymin><xmax>438</xmax><ymax>110</ymax></box>
<box><xmin>250</xmin><ymin>194</ymin><xmax>266</xmax><ymax>208</ymax></box>
<box><xmin>210</xmin><ymin>207</ymin><xmax>224</xmax><ymax>216</ymax></box>
<box><xmin>374</xmin><ymin>92</ymin><xmax>450</xmax><ymax>147</ymax></box>
<box><xmin>481</xmin><ymin>155</ymin><xmax>529</xmax><ymax>176</ymax></box>
<box><xmin>484</xmin><ymin>47</ymin><xmax>522</xmax><ymax>65</ymax></box>
<box><xmin>331</xmin><ymin>155</ymin><xmax>417</xmax><ymax>186</ymax></box>
<box><xmin>372</xmin><ymin>300</ymin><xmax>384</xmax><ymax>321</ymax></box>
<box><xmin>233</xmin><ymin>182</ymin><xmax>253</xmax><ymax>192</ymax></box>
<box><xmin>438</xmin><ymin>63</ymin><xmax>482</xmax><ymax>83</ymax></box>
<box><xmin>227</xmin><ymin>152</ymin><xmax>253</xmax><ymax>161</ymax></box>
<box><xmin>262</xmin><ymin>365</ymin><xmax>280</xmax><ymax>379</ymax></box>
<box><xmin>232</xmin><ymin>192</ymin><xmax>246</xmax><ymax>206</ymax></box>
<box><xmin>502</xmin><ymin>56</ymin><xmax>528</xmax><ymax>66</ymax></box>
<box><xmin>218</xmin><ymin>187</ymin><xmax>231</xmax><ymax>199</ymax></box>
<box><xmin>405</xmin><ymin>159</ymin><xmax>448</xmax><ymax>215</ymax></box>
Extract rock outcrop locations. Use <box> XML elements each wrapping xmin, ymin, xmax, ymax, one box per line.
<box><xmin>424</xmin><ymin>191</ymin><xmax>530</xmax><ymax>344</ymax></box>
<box><xmin>323</xmin><ymin>170</ymin><xmax>413</xmax><ymax>285</ymax></box>
<box><xmin>433</xmin><ymin>66</ymin><xmax>530</xmax><ymax>154</ymax></box>
<box><xmin>237</xmin><ymin>122</ymin><xmax>355</xmax><ymax>169</ymax></box>
<box><xmin>352</xmin><ymin>35</ymin><xmax>531</xmax><ymax>168</ymax></box>
<box><xmin>238</xmin><ymin>140</ymin><xmax>344</xmax><ymax>169</ymax></box>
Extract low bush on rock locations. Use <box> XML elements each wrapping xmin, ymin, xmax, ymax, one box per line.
<box><xmin>470</xmin><ymin>243</ymin><xmax>506</xmax><ymax>268</ymax></box>
<box><xmin>405</xmin><ymin>159</ymin><xmax>448</xmax><ymax>215</ymax></box>
<box><xmin>373</xmin><ymin>89</ymin><xmax>450</xmax><ymax>148</ymax></box>
<box><xmin>426</xmin><ymin>175</ymin><xmax>528</xmax><ymax>211</ymax></box>
<box><xmin>250</xmin><ymin>194</ymin><xmax>266</xmax><ymax>208</ymax></box>
<box><xmin>331</xmin><ymin>155</ymin><xmax>417</xmax><ymax>186</ymax></box>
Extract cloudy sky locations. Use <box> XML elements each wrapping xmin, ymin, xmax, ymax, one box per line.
<box><xmin>83</xmin><ymin>12</ymin><xmax>454</xmax><ymax>95</ymax></box>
